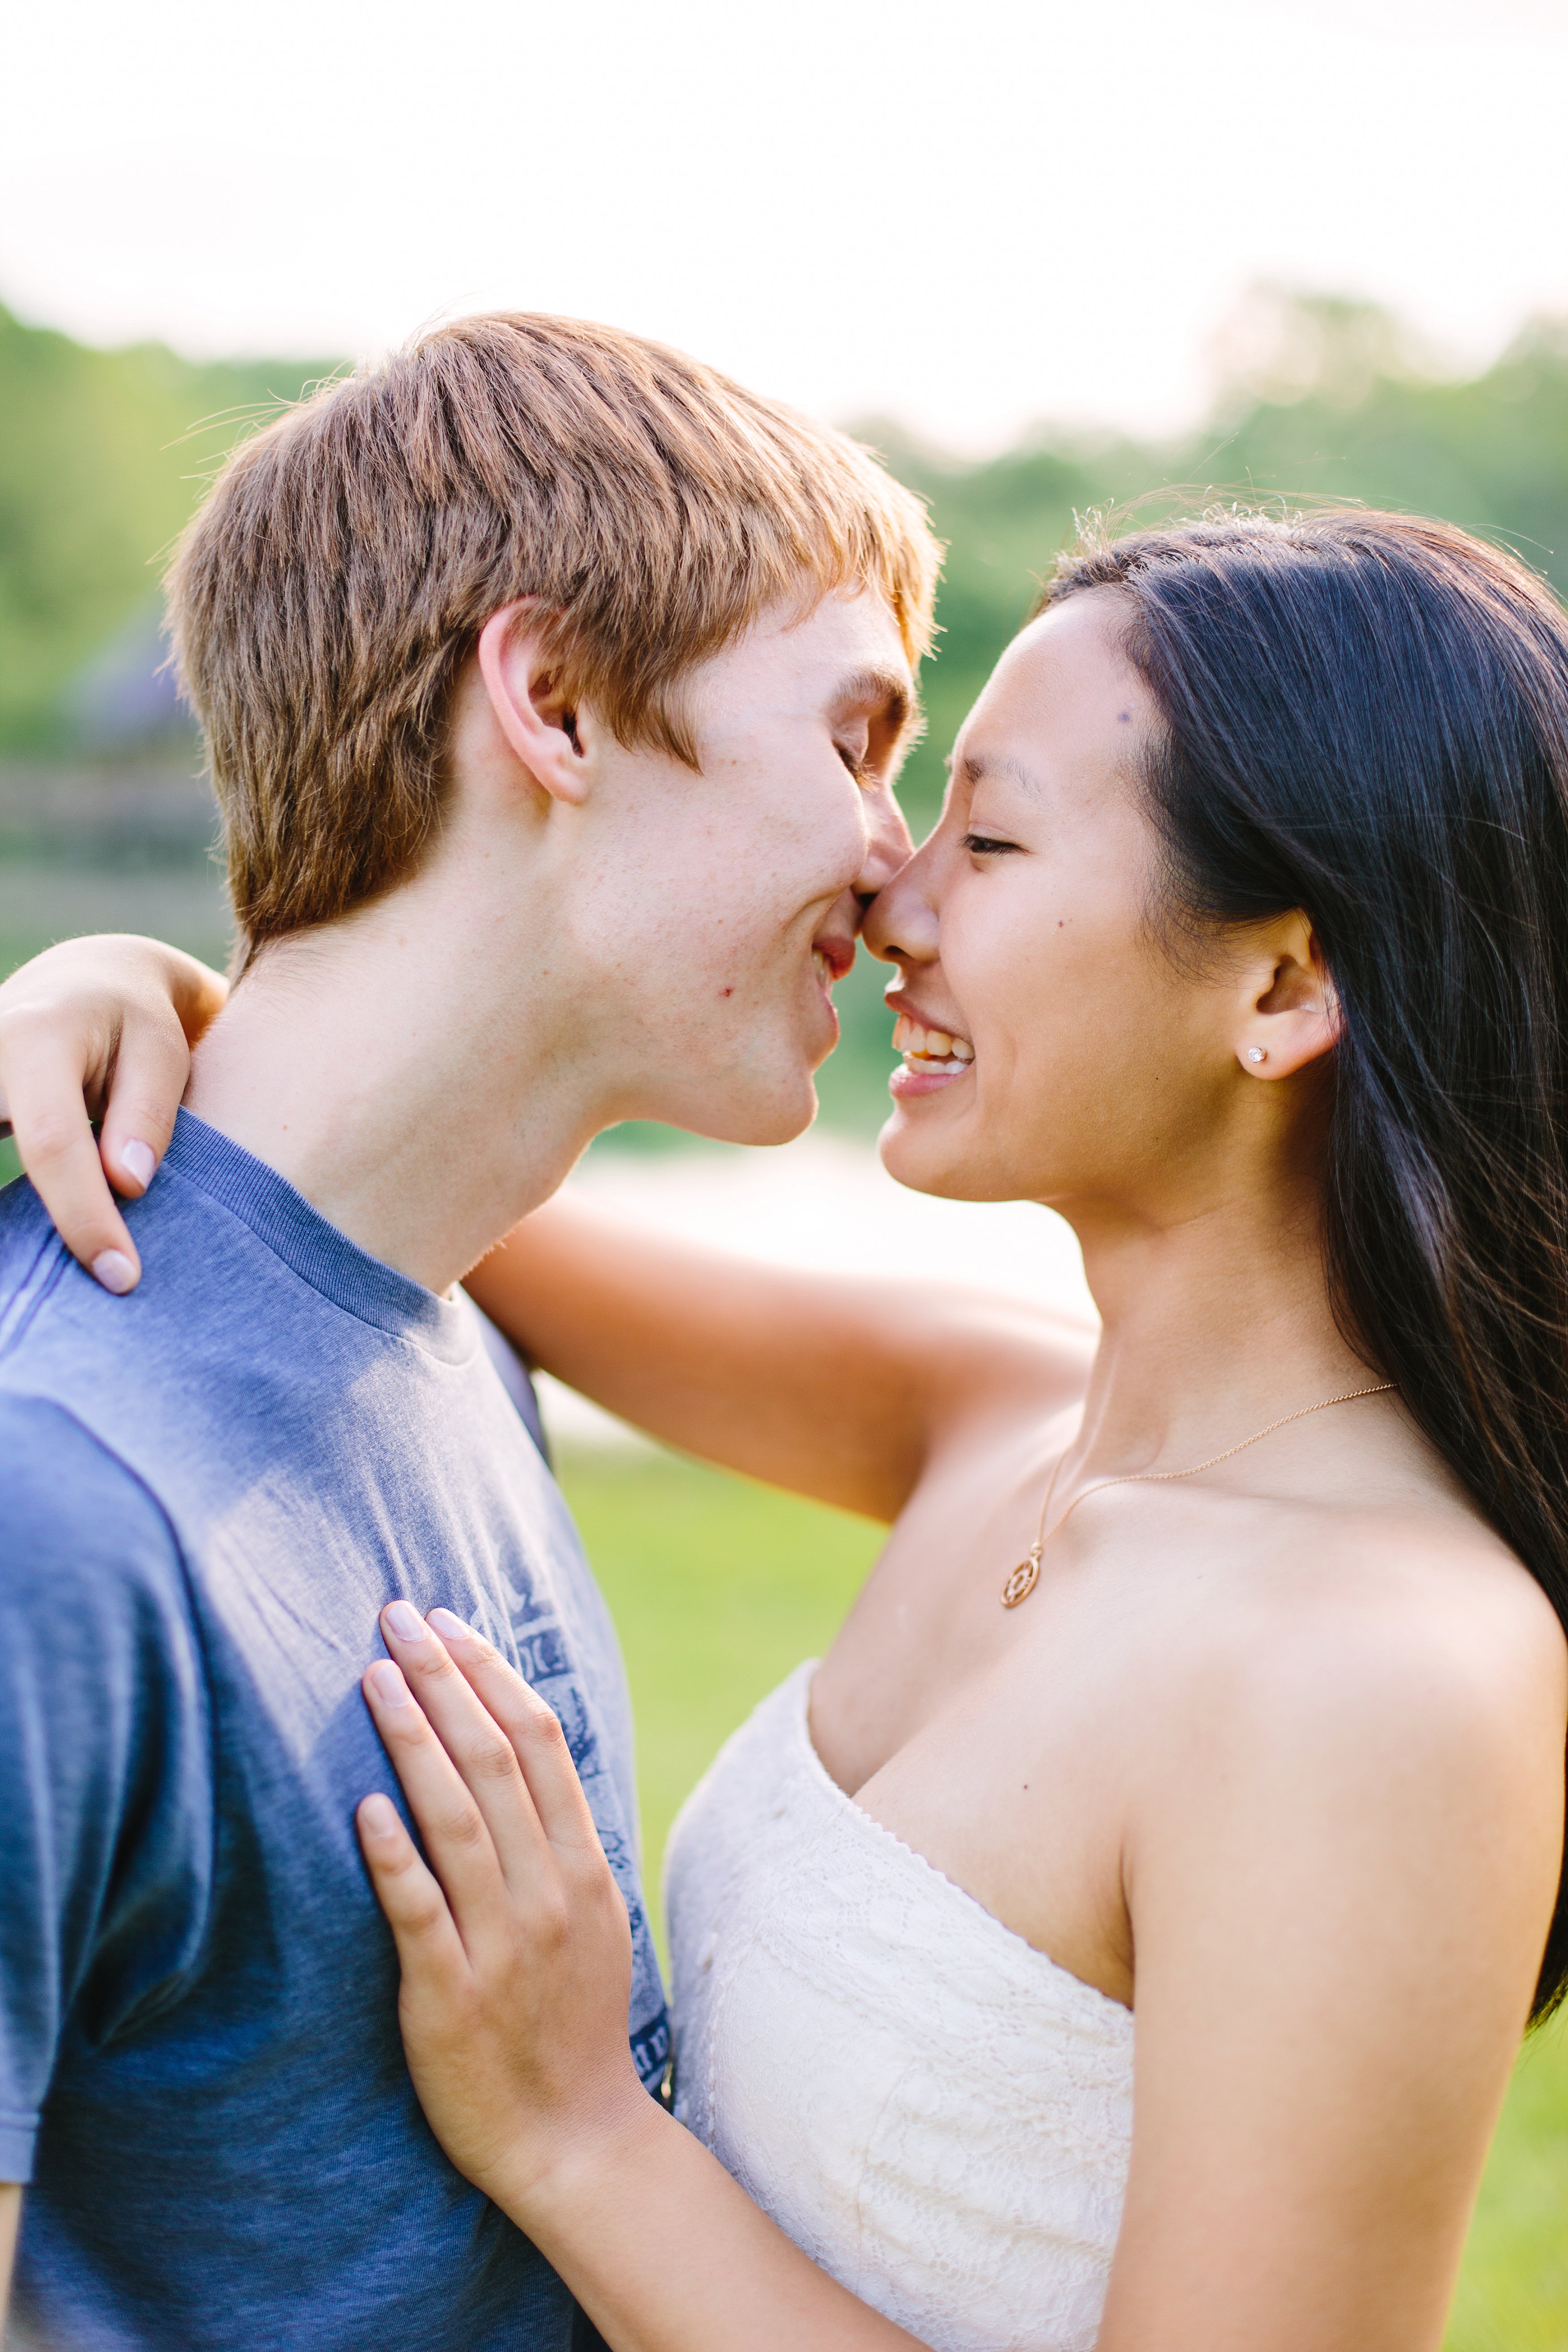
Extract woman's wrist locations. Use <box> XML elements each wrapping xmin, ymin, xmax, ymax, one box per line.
<box><xmin>487</xmin><ymin>2077</ymin><xmax>669</xmax><ymax>2248</ymax></box>
<box><xmin>162</xmin><ymin>945</ymin><xmax>230</xmax><ymax>1043</ymax></box>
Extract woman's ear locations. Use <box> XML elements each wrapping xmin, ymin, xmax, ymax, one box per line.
<box><xmin>1236</xmin><ymin>911</ymin><xmax>1342</xmax><ymax>1079</ymax></box>
<box><xmin>476</xmin><ymin>604</ymin><xmax>591</xmax><ymax>807</ymax></box>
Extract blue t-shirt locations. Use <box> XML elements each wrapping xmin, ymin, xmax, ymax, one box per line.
<box><xmin>0</xmin><ymin>1111</ymin><xmax>668</xmax><ymax>2352</ymax></box>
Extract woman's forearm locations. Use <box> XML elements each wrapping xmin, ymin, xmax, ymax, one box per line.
<box><xmin>467</xmin><ymin>1193</ymin><xmax>1090</xmax><ymax>1521</ymax></box>
<box><xmin>508</xmin><ymin>2099</ymin><xmax>928</xmax><ymax>2352</ymax></box>
<box><xmin>467</xmin><ymin>1196</ymin><xmax>932</xmax><ymax>1519</ymax></box>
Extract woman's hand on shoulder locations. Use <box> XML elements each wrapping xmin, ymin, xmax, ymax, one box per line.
<box><xmin>0</xmin><ymin>935</ymin><xmax>227</xmax><ymax>1291</ymax></box>
<box><xmin>1102</xmin><ymin>1526</ymin><xmax>1567</xmax><ymax>2352</ymax></box>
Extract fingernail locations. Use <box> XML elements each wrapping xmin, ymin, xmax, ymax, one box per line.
<box><xmin>91</xmin><ymin>1249</ymin><xmax>137</xmax><ymax>1295</ymax></box>
<box><xmin>428</xmin><ymin>1608</ymin><xmax>476</xmax><ymax>1642</ymax></box>
<box><xmin>360</xmin><ymin>1792</ymin><xmax>401</xmax><ymax>1835</ymax></box>
<box><xmin>121</xmin><ymin>1140</ymin><xmax>156</xmax><ymax>1189</ymax></box>
<box><xmin>383</xmin><ymin>1600</ymin><xmax>426</xmax><ymax>1642</ymax></box>
<box><xmin>369</xmin><ymin>1661</ymin><xmax>412</xmax><ymax>1706</ymax></box>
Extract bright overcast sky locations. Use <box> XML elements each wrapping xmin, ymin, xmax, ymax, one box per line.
<box><xmin>6</xmin><ymin>0</ymin><xmax>1567</xmax><ymax>451</ymax></box>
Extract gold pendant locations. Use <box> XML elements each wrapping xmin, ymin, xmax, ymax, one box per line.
<box><xmin>1001</xmin><ymin>1546</ymin><xmax>1042</xmax><ymax>1609</ymax></box>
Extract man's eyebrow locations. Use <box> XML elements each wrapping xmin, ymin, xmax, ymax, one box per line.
<box><xmin>832</xmin><ymin>666</ymin><xmax>915</xmax><ymax>734</ymax></box>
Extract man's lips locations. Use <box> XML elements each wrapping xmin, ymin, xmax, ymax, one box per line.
<box><xmin>813</xmin><ymin>935</ymin><xmax>855</xmax><ymax>986</ymax></box>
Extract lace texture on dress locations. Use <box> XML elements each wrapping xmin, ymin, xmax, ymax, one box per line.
<box><xmin>664</xmin><ymin>1663</ymin><xmax>1134</xmax><ymax>2352</ymax></box>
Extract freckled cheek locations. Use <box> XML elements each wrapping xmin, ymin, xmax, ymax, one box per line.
<box><xmin>729</xmin><ymin>818</ymin><xmax>860</xmax><ymax>940</ymax></box>
<box><xmin>687</xmin><ymin>896</ymin><xmax>806</xmax><ymax>1017</ymax></box>
<box><xmin>803</xmin><ymin>774</ymin><xmax>878</xmax><ymax>885</ymax></box>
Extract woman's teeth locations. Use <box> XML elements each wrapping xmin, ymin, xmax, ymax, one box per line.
<box><xmin>892</xmin><ymin>1012</ymin><xmax>975</xmax><ymax>1073</ymax></box>
<box><xmin>814</xmin><ymin>950</ymin><xmax>834</xmax><ymax>990</ymax></box>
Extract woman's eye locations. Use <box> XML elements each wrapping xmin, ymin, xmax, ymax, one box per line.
<box><xmin>964</xmin><ymin>832</ymin><xmax>1017</xmax><ymax>856</ymax></box>
<box><xmin>837</xmin><ymin>744</ymin><xmax>870</xmax><ymax>781</ymax></box>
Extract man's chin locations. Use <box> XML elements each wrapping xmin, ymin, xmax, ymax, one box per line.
<box><xmin>658</xmin><ymin>1071</ymin><xmax>820</xmax><ymax>1151</ymax></box>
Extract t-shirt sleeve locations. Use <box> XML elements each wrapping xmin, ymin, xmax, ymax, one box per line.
<box><xmin>0</xmin><ymin>1396</ymin><xmax>212</xmax><ymax>2184</ymax></box>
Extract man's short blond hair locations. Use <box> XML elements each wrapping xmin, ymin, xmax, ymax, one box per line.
<box><xmin>167</xmin><ymin>313</ymin><xmax>940</xmax><ymax>956</ymax></box>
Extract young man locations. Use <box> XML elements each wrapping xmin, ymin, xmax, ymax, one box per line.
<box><xmin>0</xmin><ymin>314</ymin><xmax>936</xmax><ymax>2349</ymax></box>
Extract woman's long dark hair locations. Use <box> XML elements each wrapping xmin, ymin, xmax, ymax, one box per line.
<box><xmin>1047</xmin><ymin>509</ymin><xmax>1568</xmax><ymax>2021</ymax></box>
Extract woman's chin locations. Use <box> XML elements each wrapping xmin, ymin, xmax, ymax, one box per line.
<box><xmin>878</xmin><ymin>1090</ymin><xmax>1041</xmax><ymax>1205</ymax></box>
<box><xmin>878</xmin><ymin>1099</ymin><xmax>983</xmax><ymax>1200</ymax></box>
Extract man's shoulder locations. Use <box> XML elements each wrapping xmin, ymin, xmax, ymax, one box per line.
<box><xmin>0</xmin><ymin>1169</ymin><xmax>65</xmax><ymax>1318</ymax></box>
<box><xmin>0</xmin><ymin>1388</ymin><xmax>186</xmax><ymax>1608</ymax></box>
<box><xmin>0</xmin><ymin>1175</ymin><xmax>155</xmax><ymax>1417</ymax></box>
<box><xmin>0</xmin><ymin>1155</ymin><xmax>271</xmax><ymax>1408</ymax></box>
<box><xmin>0</xmin><ymin>1179</ymin><xmax>117</xmax><ymax>1407</ymax></box>
<box><xmin>0</xmin><ymin>1383</ymin><xmax>178</xmax><ymax>1516</ymax></box>
<box><xmin>0</xmin><ymin>1192</ymin><xmax>194</xmax><ymax>1651</ymax></box>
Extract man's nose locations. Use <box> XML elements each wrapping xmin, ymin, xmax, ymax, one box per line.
<box><xmin>853</xmin><ymin>780</ymin><xmax>914</xmax><ymax>906</ymax></box>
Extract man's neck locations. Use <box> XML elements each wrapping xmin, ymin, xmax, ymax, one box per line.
<box><xmin>185</xmin><ymin>876</ymin><xmax>606</xmax><ymax>1297</ymax></box>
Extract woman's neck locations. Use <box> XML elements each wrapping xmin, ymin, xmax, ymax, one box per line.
<box><xmin>1062</xmin><ymin>1167</ymin><xmax>1372</xmax><ymax>1481</ymax></box>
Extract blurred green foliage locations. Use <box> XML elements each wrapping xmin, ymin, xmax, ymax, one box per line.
<box><xmin>882</xmin><ymin>291</ymin><xmax>1568</xmax><ymax>831</ymax></box>
<box><xmin>0</xmin><ymin>303</ymin><xmax>335</xmax><ymax>745</ymax></box>
<box><xmin>9</xmin><ymin>281</ymin><xmax>1568</xmax><ymax>1141</ymax></box>
<box><xmin>9</xmin><ymin>285</ymin><xmax>1568</xmax><ymax>783</ymax></box>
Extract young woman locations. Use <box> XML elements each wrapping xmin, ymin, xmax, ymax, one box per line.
<box><xmin>4</xmin><ymin>509</ymin><xmax>1566</xmax><ymax>2352</ymax></box>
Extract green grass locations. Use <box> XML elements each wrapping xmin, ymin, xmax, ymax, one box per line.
<box><xmin>557</xmin><ymin>1444</ymin><xmax>1568</xmax><ymax>2350</ymax></box>
<box><xmin>1447</xmin><ymin>2015</ymin><xmax>1568</xmax><ymax>2349</ymax></box>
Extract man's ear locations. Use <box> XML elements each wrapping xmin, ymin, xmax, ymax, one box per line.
<box><xmin>476</xmin><ymin>604</ymin><xmax>591</xmax><ymax>807</ymax></box>
<box><xmin>1236</xmin><ymin>910</ymin><xmax>1342</xmax><ymax>1079</ymax></box>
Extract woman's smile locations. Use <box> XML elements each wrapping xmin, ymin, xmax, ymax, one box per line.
<box><xmin>888</xmin><ymin>1006</ymin><xmax>975</xmax><ymax>1095</ymax></box>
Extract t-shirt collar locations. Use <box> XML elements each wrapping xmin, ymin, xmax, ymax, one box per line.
<box><xmin>162</xmin><ymin>1108</ymin><xmax>476</xmax><ymax>1363</ymax></box>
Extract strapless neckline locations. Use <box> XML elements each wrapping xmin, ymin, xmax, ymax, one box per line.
<box><xmin>665</xmin><ymin>1659</ymin><xmax>1135</xmax><ymax>2352</ymax></box>
<box><xmin>797</xmin><ymin>1665</ymin><xmax>1133</xmax><ymax>2025</ymax></box>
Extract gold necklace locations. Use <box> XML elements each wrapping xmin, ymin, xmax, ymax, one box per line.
<box><xmin>999</xmin><ymin>1382</ymin><xmax>1398</xmax><ymax>1609</ymax></box>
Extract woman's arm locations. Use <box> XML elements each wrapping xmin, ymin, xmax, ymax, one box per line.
<box><xmin>0</xmin><ymin>935</ymin><xmax>228</xmax><ymax>1288</ymax></box>
<box><xmin>357</xmin><ymin>1606</ymin><xmax>930</xmax><ymax>2352</ymax></box>
<box><xmin>468</xmin><ymin>1198</ymin><xmax>1093</xmax><ymax>1521</ymax></box>
<box><xmin>1098</xmin><ymin>1557</ymin><xmax>1568</xmax><ymax>2351</ymax></box>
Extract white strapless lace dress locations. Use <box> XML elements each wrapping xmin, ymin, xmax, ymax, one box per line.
<box><xmin>664</xmin><ymin>1663</ymin><xmax>1135</xmax><ymax>2352</ymax></box>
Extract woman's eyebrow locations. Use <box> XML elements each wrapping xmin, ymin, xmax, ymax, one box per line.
<box><xmin>961</xmin><ymin>750</ymin><xmax>1040</xmax><ymax>795</ymax></box>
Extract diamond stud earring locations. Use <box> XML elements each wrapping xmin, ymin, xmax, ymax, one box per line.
<box><xmin>1246</xmin><ymin>1046</ymin><xmax>1267</xmax><ymax>1064</ymax></box>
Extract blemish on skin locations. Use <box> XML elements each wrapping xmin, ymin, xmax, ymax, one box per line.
<box><xmin>720</xmin><ymin>986</ymin><xmax>733</xmax><ymax>997</ymax></box>
<box><xmin>1117</xmin><ymin>710</ymin><xmax>1133</xmax><ymax>723</ymax></box>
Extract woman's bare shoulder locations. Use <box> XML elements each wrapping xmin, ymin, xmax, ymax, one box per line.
<box><xmin>1163</xmin><ymin>1495</ymin><xmax>1568</xmax><ymax>1820</ymax></box>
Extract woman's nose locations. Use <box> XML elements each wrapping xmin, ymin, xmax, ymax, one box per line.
<box><xmin>862</xmin><ymin>835</ymin><xmax>941</xmax><ymax>967</ymax></box>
